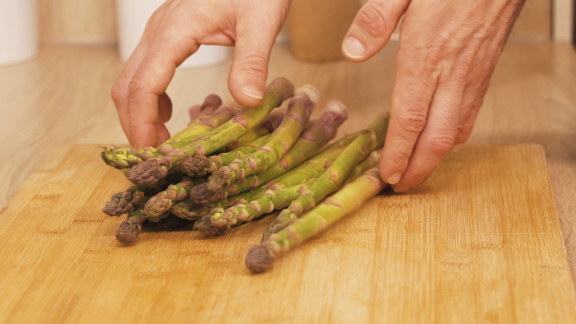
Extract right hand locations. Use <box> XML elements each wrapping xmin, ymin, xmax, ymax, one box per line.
<box><xmin>111</xmin><ymin>0</ymin><xmax>291</xmax><ymax>148</ymax></box>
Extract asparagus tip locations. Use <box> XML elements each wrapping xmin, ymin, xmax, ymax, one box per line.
<box><xmin>181</xmin><ymin>155</ymin><xmax>210</xmax><ymax>177</ymax></box>
<box><xmin>115</xmin><ymin>218</ymin><xmax>142</xmax><ymax>244</ymax></box>
<box><xmin>194</xmin><ymin>214</ymin><xmax>225</xmax><ymax>236</ymax></box>
<box><xmin>127</xmin><ymin>159</ymin><xmax>168</xmax><ymax>186</ymax></box>
<box><xmin>245</xmin><ymin>244</ymin><xmax>276</xmax><ymax>273</ymax></box>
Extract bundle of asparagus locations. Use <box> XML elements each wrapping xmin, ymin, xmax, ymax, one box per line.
<box><xmin>100</xmin><ymin>77</ymin><xmax>390</xmax><ymax>273</ymax></box>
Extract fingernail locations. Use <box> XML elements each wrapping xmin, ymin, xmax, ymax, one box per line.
<box><xmin>240</xmin><ymin>85</ymin><xmax>264</xmax><ymax>100</ymax></box>
<box><xmin>387</xmin><ymin>172</ymin><xmax>401</xmax><ymax>184</ymax></box>
<box><xmin>343</xmin><ymin>36</ymin><xmax>366</xmax><ymax>59</ymax></box>
<box><xmin>453</xmin><ymin>144</ymin><xmax>464</xmax><ymax>151</ymax></box>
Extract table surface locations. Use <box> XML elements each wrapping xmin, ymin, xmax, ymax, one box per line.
<box><xmin>1</xmin><ymin>41</ymin><xmax>576</xmax><ymax>287</ymax></box>
<box><xmin>1</xmin><ymin>144</ymin><xmax>575</xmax><ymax>323</ymax></box>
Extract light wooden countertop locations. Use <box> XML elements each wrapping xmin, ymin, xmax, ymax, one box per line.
<box><xmin>1</xmin><ymin>41</ymin><xmax>576</xmax><ymax>287</ymax></box>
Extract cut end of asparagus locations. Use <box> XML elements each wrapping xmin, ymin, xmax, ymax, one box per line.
<box><xmin>202</xmin><ymin>94</ymin><xmax>223</xmax><ymax>115</ymax></box>
<box><xmin>294</xmin><ymin>84</ymin><xmax>320</xmax><ymax>106</ymax></box>
<box><xmin>127</xmin><ymin>158</ymin><xmax>169</xmax><ymax>186</ymax></box>
<box><xmin>181</xmin><ymin>155</ymin><xmax>210</xmax><ymax>177</ymax></box>
<box><xmin>115</xmin><ymin>217</ymin><xmax>142</xmax><ymax>244</ymax></box>
<box><xmin>265</xmin><ymin>77</ymin><xmax>295</xmax><ymax>103</ymax></box>
<box><xmin>259</xmin><ymin>107</ymin><xmax>286</xmax><ymax>133</ymax></box>
<box><xmin>102</xmin><ymin>190</ymin><xmax>143</xmax><ymax>216</ymax></box>
<box><xmin>245</xmin><ymin>244</ymin><xmax>276</xmax><ymax>273</ymax></box>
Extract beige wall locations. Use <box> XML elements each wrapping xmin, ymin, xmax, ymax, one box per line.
<box><xmin>39</xmin><ymin>0</ymin><xmax>551</xmax><ymax>44</ymax></box>
<box><xmin>39</xmin><ymin>0</ymin><xmax>117</xmax><ymax>44</ymax></box>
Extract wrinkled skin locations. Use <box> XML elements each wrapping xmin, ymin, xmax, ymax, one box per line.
<box><xmin>112</xmin><ymin>0</ymin><xmax>525</xmax><ymax>192</ymax></box>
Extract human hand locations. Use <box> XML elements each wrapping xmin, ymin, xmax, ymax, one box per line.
<box><xmin>342</xmin><ymin>0</ymin><xmax>525</xmax><ymax>192</ymax></box>
<box><xmin>111</xmin><ymin>0</ymin><xmax>291</xmax><ymax>148</ymax></box>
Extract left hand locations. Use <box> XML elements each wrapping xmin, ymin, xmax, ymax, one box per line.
<box><xmin>342</xmin><ymin>0</ymin><xmax>525</xmax><ymax>192</ymax></box>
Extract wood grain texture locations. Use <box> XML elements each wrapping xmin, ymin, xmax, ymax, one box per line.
<box><xmin>39</xmin><ymin>0</ymin><xmax>117</xmax><ymax>44</ymax></box>
<box><xmin>0</xmin><ymin>144</ymin><xmax>574</xmax><ymax>323</ymax></box>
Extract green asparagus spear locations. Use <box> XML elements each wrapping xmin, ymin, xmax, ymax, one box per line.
<box><xmin>162</xmin><ymin>94</ymin><xmax>223</xmax><ymax>144</ymax></box>
<box><xmin>262</xmin><ymin>112</ymin><xmax>390</xmax><ymax>240</ymax></box>
<box><xmin>142</xmin><ymin>177</ymin><xmax>200</xmax><ymax>222</ymax></box>
<box><xmin>188</xmin><ymin>110</ymin><xmax>352</xmax><ymax>206</ymax></box>
<box><xmin>225</xmin><ymin>107</ymin><xmax>285</xmax><ymax>151</ymax></box>
<box><xmin>180</xmin><ymin>134</ymin><xmax>271</xmax><ymax>177</ymax></box>
<box><xmin>245</xmin><ymin>167</ymin><xmax>387</xmax><ymax>273</ymax></box>
<box><xmin>195</xmin><ymin>179</ymin><xmax>316</xmax><ymax>236</ymax></box>
<box><xmin>207</xmin><ymin>85</ymin><xmax>319</xmax><ymax>193</ymax></box>
<box><xmin>127</xmin><ymin>77</ymin><xmax>295</xmax><ymax>186</ymax></box>
<box><xmin>199</xmin><ymin>150</ymin><xmax>379</xmax><ymax>236</ymax></box>
<box><xmin>156</xmin><ymin>101</ymin><xmax>243</xmax><ymax>155</ymax></box>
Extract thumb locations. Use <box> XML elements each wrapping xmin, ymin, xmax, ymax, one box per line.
<box><xmin>228</xmin><ymin>18</ymin><xmax>281</xmax><ymax>107</ymax></box>
<box><xmin>342</xmin><ymin>0</ymin><xmax>408</xmax><ymax>62</ymax></box>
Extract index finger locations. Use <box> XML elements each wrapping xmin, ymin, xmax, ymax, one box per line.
<box><xmin>128</xmin><ymin>30</ymin><xmax>199</xmax><ymax>148</ymax></box>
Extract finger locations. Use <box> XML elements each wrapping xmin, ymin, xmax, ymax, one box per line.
<box><xmin>128</xmin><ymin>26</ymin><xmax>200</xmax><ymax>148</ymax></box>
<box><xmin>188</xmin><ymin>104</ymin><xmax>203</xmax><ymax>121</ymax></box>
<box><xmin>342</xmin><ymin>0</ymin><xmax>408</xmax><ymax>62</ymax></box>
<box><xmin>454</xmin><ymin>99</ymin><xmax>482</xmax><ymax>150</ymax></box>
<box><xmin>158</xmin><ymin>92</ymin><xmax>173</xmax><ymax>123</ymax></box>
<box><xmin>111</xmin><ymin>5</ymin><xmax>168</xmax><ymax>145</ymax></box>
<box><xmin>454</xmin><ymin>77</ymin><xmax>491</xmax><ymax>149</ymax></box>
<box><xmin>391</xmin><ymin>81</ymin><xmax>464</xmax><ymax>193</ymax></box>
<box><xmin>228</xmin><ymin>13</ymin><xmax>282</xmax><ymax>107</ymax></box>
<box><xmin>156</xmin><ymin>119</ymin><xmax>171</xmax><ymax>145</ymax></box>
<box><xmin>379</xmin><ymin>56</ymin><xmax>438</xmax><ymax>186</ymax></box>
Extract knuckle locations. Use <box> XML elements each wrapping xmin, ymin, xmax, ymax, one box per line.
<box><xmin>357</xmin><ymin>2</ymin><xmax>388</xmax><ymax>37</ymax></box>
<box><xmin>128</xmin><ymin>74</ymin><xmax>147</xmax><ymax>100</ymax></box>
<box><xmin>235</xmin><ymin>54</ymin><xmax>269</xmax><ymax>80</ymax></box>
<box><xmin>394</xmin><ymin>108</ymin><xmax>428</xmax><ymax>136</ymax></box>
<box><xmin>427</xmin><ymin>133</ymin><xmax>455</xmax><ymax>155</ymax></box>
<box><xmin>111</xmin><ymin>80</ymin><xmax>127</xmax><ymax>104</ymax></box>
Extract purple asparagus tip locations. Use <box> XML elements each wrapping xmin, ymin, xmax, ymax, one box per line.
<box><xmin>181</xmin><ymin>155</ymin><xmax>210</xmax><ymax>177</ymax></box>
<box><xmin>246</xmin><ymin>244</ymin><xmax>276</xmax><ymax>273</ymax></box>
<box><xmin>127</xmin><ymin>159</ymin><xmax>168</xmax><ymax>186</ymax></box>
<box><xmin>115</xmin><ymin>217</ymin><xmax>142</xmax><ymax>244</ymax></box>
<box><xmin>102</xmin><ymin>191</ymin><xmax>143</xmax><ymax>216</ymax></box>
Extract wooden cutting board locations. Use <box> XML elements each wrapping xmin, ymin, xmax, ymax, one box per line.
<box><xmin>1</xmin><ymin>144</ymin><xmax>575</xmax><ymax>323</ymax></box>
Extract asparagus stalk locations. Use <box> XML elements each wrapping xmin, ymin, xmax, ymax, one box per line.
<box><xmin>207</xmin><ymin>85</ymin><xmax>318</xmax><ymax>194</ymax></box>
<box><xmin>188</xmin><ymin>132</ymin><xmax>357</xmax><ymax>205</ymax></box>
<box><xmin>262</xmin><ymin>112</ymin><xmax>390</xmax><ymax>240</ymax></box>
<box><xmin>100</xmin><ymin>96</ymin><xmax>237</xmax><ymax>169</ymax></box>
<box><xmin>346</xmin><ymin>149</ymin><xmax>380</xmax><ymax>183</ymax></box>
<box><xmin>195</xmin><ymin>179</ymin><xmax>316</xmax><ymax>236</ymax></box>
<box><xmin>156</xmin><ymin>101</ymin><xmax>243</xmax><ymax>155</ymax></box>
<box><xmin>245</xmin><ymin>167</ymin><xmax>387</xmax><ymax>273</ymax></box>
<box><xmin>187</xmin><ymin>106</ymin><xmax>350</xmax><ymax>206</ymax></box>
<box><xmin>171</xmin><ymin>187</ymin><xmax>266</xmax><ymax>221</ymax></box>
<box><xmin>142</xmin><ymin>177</ymin><xmax>199</xmax><ymax>222</ymax></box>
<box><xmin>164</xmin><ymin>94</ymin><xmax>223</xmax><ymax>144</ymax></box>
<box><xmin>127</xmin><ymin>77</ymin><xmax>295</xmax><ymax>186</ymax></box>
<box><xmin>198</xmin><ymin>150</ymin><xmax>379</xmax><ymax>236</ymax></box>
<box><xmin>226</xmin><ymin>107</ymin><xmax>286</xmax><ymax>151</ymax></box>
<box><xmin>180</xmin><ymin>134</ymin><xmax>271</xmax><ymax>177</ymax></box>
<box><xmin>188</xmin><ymin>94</ymin><xmax>222</xmax><ymax>122</ymax></box>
